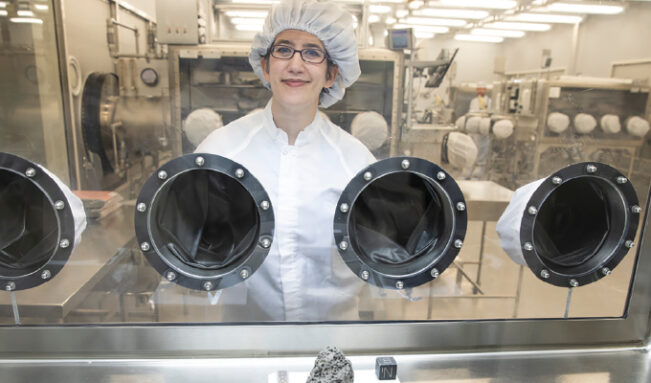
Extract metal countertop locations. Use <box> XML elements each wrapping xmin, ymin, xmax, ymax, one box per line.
<box><xmin>0</xmin><ymin>206</ymin><xmax>134</xmax><ymax>320</ymax></box>
<box><xmin>0</xmin><ymin>345</ymin><xmax>648</xmax><ymax>382</ymax></box>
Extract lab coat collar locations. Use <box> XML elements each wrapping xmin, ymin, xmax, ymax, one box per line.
<box><xmin>262</xmin><ymin>100</ymin><xmax>322</xmax><ymax>147</ymax></box>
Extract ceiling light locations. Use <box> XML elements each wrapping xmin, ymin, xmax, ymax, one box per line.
<box><xmin>485</xmin><ymin>21</ymin><xmax>551</xmax><ymax>31</ymax></box>
<box><xmin>396</xmin><ymin>9</ymin><xmax>409</xmax><ymax>18</ymax></box>
<box><xmin>368</xmin><ymin>14</ymin><xmax>381</xmax><ymax>23</ymax></box>
<box><xmin>0</xmin><ymin>9</ymin><xmax>7</xmax><ymax>16</ymax></box>
<box><xmin>17</xmin><ymin>10</ymin><xmax>35</xmax><ymax>17</ymax></box>
<box><xmin>408</xmin><ymin>1</ymin><xmax>425</xmax><ymax>10</ymax></box>
<box><xmin>547</xmin><ymin>2</ymin><xmax>624</xmax><ymax>15</ymax></box>
<box><xmin>471</xmin><ymin>28</ymin><xmax>524</xmax><ymax>38</ymax></box>
<box><xmin>230</xmin><ymin>17</ymin><xmax>265</xmax><ymax>25</ymax></box>
<box><xmin>414</xmin><ymin>8</ymin><xmax>488</xmax><ymax>19</ymax></box>
<box><xmin>235</xmin><ymin>24</ymin><xmax>263</xmax><ymax>31</ymax></box>
<box><xmin>434</xmin><ymin>0</ymin><xmax>517</xmax><ymax>10</ymax></box>
<box><xmin>370</xmin><ymin>5</ymin><xmax>392</xmax><ymax>14</ymax></box>
<box><xmin>10</xmin><ymin>17</ymin><xmax>43</xmax><ymax>24</ymax></box>
<box><xmin>34</xmin><ymin>4</ymin><xmax>49</xmax><ymax>11</ymax></box>
<box><xmin>386</xmin><ymin>17</ymin><xmax>397</xmax><ymax>24</ymax></box>
<box><xmin>394</xmin><ymin>24</ymin><xmax>449</xmax><ymax>33</ymax></box>
<box><xmin>455</xmin><ymin>34</ymin><xmax>503</xmax><ymax>43</ymax></box>
<box><xmin>403</xmin><ymin>16</ymin><xmax>466</xmax><ymax>26</ymax></box>
<box><xmin>414</xmin><ymin>31</ymin><xmax>435</xmax><ymax>38</ymax></box>
<box><xmin>371</xmin><ymin>0</ymin><xmax>405</xmax><ymax>3</ymax></box>
<box><xmin>0</xmin><ymin>2</ymin><xmax>7</xmax><ymax>9</ymax></box>
<box><xmin>508</xmin><ymin>13</ymin><xmax>582</xmax><ymax>24</ymax></box>
<box><xmin>224</xmin><ymin>10</ymin><xmax>268</xmax><ymax>18</ymax></box>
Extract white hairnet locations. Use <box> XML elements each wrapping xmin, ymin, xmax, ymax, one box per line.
<box><xmin>626</xmin><ymin>116</ymin><xmax>650</xmax><ymax>137</ymax></box>
<box><xmin>574</xmin><ymin>113</ymin><xmax>597</xmax><ymax>134</ymax></box>
<box><xmin>183</xmin><ymin>108</ymin><xmax>223</xmax><ymax>147</ymax></box>
<box><xmin>446</xmin><ymin>132</ymin><xmax>478</xmax><ymax>171</ymax></box>
<box><xmin>249</xmin><ymin>0</ymin><xmax>360</xmax><ymax>108</ymax></box>
<box><xmin>465</xmin><ymin>116</ymin><xmax>482</xmax><ymax>134</ymax></box>
<box><xmin>493</xmin><ymin>119</ymin><xmax>514</xmax><ymax>139</ymax></box>
<box><xmin>350</xmin><ymin>111</ymin><xmax>388</xmax><ymax>151</ymax></box>
<box><xmin>599</xmin><ymin>114</ymin><xmax>621</xmax><ymax>134</ymax></box>
<box><xmin>455</xmin><ymin>115</ymin><xmax>466</xmax><ymax>130</ymax></box>
<box><xmin>479</xmin><ymin>117</ymin><xmax>491</xmax><ymax>136</ymax></box>
<box><xmin>547</xmin><ymin>112</ymin><xmax>570</xmax><ymax>134</ymax></box>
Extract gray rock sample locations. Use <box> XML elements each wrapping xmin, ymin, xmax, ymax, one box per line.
<box><xmin>306</xmin><ymin>346</ymin><xmax>354</xmax><ymax>383</ymax></box>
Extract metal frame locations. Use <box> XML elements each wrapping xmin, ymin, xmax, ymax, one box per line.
<box><xmin>1</xmin><ymin>37</ymin><xmax>649</xmax><ymax>359</ymax></box>
<box><xmin>167</xmin><ymin>45</ymin><xmax>404</xmax><ymax>157</ymax></box>
<box><xmin>520</xmin><ymin>162</ymin><xmax>640</xmax><ymax>288</ymax></box>
<box><xmin>52</xmin><ymin>0</ymin><xmax>81</xmax><ymax>189</ymax></box>
<box><xmin>2</xmin><ymin>75</ymin><xmax>650</xmax><ymax>355</ymax></box>
<box><xmin>610</xmin><ymin>58</ymin><xmax>651</xmax><ymax>84</ymax></box>
<box><xmin>356</xmin><ymin>48</ymin><xmax>403</xmax><ymax>157</ymax></box>
<box><xmin>404</xmin><ymin>55</ymin><xmax>457</xmax><ymax>131</ymax></box>
<box><xmin>533</xmin><ymin>79</ymin><xmax>650</xmax><ymax>180</ymax></box>
<box><xmin>0</xmin><ymin>187</ymin><xmax>648</xmax><ymax>355</ymax></box>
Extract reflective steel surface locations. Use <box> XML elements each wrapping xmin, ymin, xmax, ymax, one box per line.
<box><xmin>0</xmin><ymin>346</ymin><xmax>648</xmax><ymax>382</ymax></box>
<box><xmin>458</xmin><ymin>180</ymin><xmax>514</xmax><ymax>221</ymax></box>
<box><xmin>0</xmin><ymin>206</ymin><xmax>134</xmax><ymax>321</ymax></box>
<box><xmin>0</xmin><ymin>3</ymin><xmax>650</xmax><ymax>377</ymax></box>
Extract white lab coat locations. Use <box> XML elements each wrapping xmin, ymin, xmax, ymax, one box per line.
<box><xmin>468</xmin><ymin>96</ymin><xmax>492</xmax><ymax>176</ymax></box>
<box><xmin>196</xmin><ymin>101</ymin><xmax>376</xmax><ymax>321</ymax></box>
<box><xmin>468</xmin><ymin>96</ymin><xmax>491</xmax><ymax>113</ymax></box>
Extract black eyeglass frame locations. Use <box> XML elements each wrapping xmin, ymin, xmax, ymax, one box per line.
<box><xmin>268</xmin><ymin>44</ymin><xmax>329</xmax><ymax>64</ymax></box>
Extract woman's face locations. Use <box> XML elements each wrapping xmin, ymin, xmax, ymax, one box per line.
<box><xmin>260</xmin><ymin>29</ymin><xmax>338</xmax><ymax>109</ymax></box>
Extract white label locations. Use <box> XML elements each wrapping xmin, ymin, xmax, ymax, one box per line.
<box><xmin>549</xmin><ymin>87</ymin><xmax>561</xmax><ymax>98</ymax></box>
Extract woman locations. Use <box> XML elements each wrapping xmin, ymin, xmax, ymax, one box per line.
<box><xmin>196</xmin><ymin>0</ymin><xmax>375</xmax><ymax>321</ymax></box>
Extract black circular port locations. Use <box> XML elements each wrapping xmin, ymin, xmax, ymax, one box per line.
<box><xmin>134</xmin><ymin>154</ymin><xmax>274</xmax><ymax>291</ymax></box>
<box><xmin>534</xmin><ymin>178</ymin><xmax>621</xmax><ymax>270</ymax></box>
<box><xmin>0</xmin><ymin>169</ymin><xmax>58</xmax><ymax>273</ymax></box>
<box><xmin>349</xmin><ymin>172</ymin><xmax>453</xmax><ymax>276</ymax></box>
<box><xmin>150</xmin><ymin>170</ymin><xmax>259</xmax><ymax>272</ymax></box>
<box><xmin>0</xmin><ymin>152</ymin><xmax>77</xmax><ymax>290</ymax></box>
<box><xmin>521</xmin><ymin>162</ymin><xmax>639</xmax><ymax>287</ymax></box>
<box><xmin>334</xmin><ymin>157</ymin><xmax>467</xmax><ymax>290</ymax></box>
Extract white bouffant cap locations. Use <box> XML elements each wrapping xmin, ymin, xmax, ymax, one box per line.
<box><xmin>249</xmin><ymin>0</ymin><xmax>360</xmax><ymax>108</ymax></box>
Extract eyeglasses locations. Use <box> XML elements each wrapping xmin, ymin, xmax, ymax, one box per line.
<box><xmin>269</xmin><ymin>45</ymin><xmax>328</xmax><ymax>64</ymax></box>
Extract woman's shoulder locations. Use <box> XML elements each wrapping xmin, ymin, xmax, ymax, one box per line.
<box><xmin>318</xmin><ymin>113</ymin><xmax>376</xmax><ymax>175</ymax></box>
<box><xmin>195</xmin><ymin>109</ymin><xmax>266</xmax><ymax>155</ymax></box>
<box><xmin>320</xmin><ymin>113</ymin><xmax>370</xmax><ymax>150</ymax></box>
